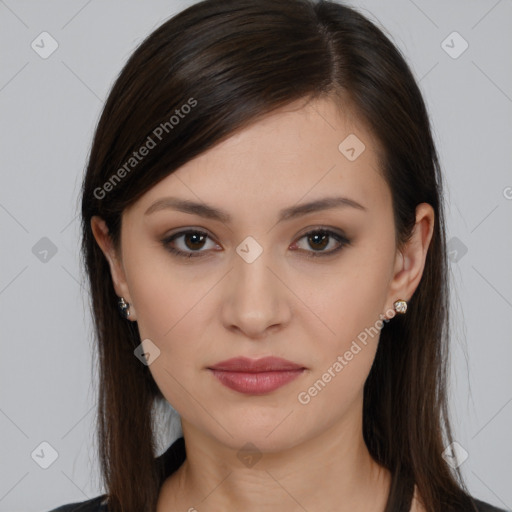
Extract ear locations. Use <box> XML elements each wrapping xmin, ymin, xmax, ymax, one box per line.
<box><xmin>90</xmin><ymin>215</ymin><xmax>137</xmax><ymax>321</ymax></box>
<box><xmin>384</xmin><ymin>203</ymin><xmax>435</xmax><ymax>317</ymax></box>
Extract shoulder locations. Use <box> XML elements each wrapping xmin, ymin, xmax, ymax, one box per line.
<box><xmin>47</xmin><ymin>437</ymin><xmax>185</xmax><ymax>512</ymax></box>
<box><xmin>47</xmin><ymin>495</ymin><xmax>108</xmax><ymax>512</ymax></box>
<box><xmin>472</xmin><ymin>498</ymin><xmax>507</xmax><ymax>512</ymax></box>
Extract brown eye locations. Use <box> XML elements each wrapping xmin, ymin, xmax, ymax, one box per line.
<box><xmin>307</xmin><ymin>231</ymin><xmax>330</xmax><ymax>250</ymax></box>
<box><xmin>162</xmin><ymin>230</ymin><xmax>217</xmax><ymax>258</ymax></box>
<box><xmin>162</xmin><ymin>227</ymin><xmax>350</xmax><ymax>260</ymax></box>
<box><xmin>183</xmin><ymin>232</ymin><xmax>207</xmax><ymax>250</ymax></box>
<box><xmin>291</xmin><ymin>228</ymin><xmax>350</xmax><ymax>258</ymax></box>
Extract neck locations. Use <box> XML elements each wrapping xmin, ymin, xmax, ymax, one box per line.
<box><xmin>158</xmin><ymin>406</ymin><xmax>392</xmax><ymax>511</ymax></box>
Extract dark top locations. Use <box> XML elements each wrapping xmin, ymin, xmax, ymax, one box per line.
<box><xmin>48</xmin><ymin>437</ymin><xmax>507</xmax><ymax>512</ymax></box>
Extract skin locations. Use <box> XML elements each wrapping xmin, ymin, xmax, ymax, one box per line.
<box><xmin>91</xmin><ymin>96</ymin><xmax>433</xmax><ymax>512</ymax></box>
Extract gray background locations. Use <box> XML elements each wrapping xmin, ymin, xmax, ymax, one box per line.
<box><xmin>0</xmin><ymin>0</ymin><xmax>511</xmax><ymax>510</ymax></box>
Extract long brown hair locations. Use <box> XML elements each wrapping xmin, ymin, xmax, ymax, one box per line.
<box><xmin>80</xmin><ymin>1</ymin><xmax>477</xmax><ymax>510</ymax></box>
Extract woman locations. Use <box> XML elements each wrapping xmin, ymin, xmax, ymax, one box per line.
<box><xmin>50</xmin><ymin>0</ymin><xmax>506</xmax><ymax>511</ymax></box>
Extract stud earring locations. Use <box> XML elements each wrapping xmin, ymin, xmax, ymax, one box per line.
<box><xmin>118</xmin><ymin>297</ymin><xmax>130</xmax><ymax>319</ymax></box>
<box><xmin>393</xmin><ymin>299</ymin><xmax>407</xmax><ymax>314</ymax></box>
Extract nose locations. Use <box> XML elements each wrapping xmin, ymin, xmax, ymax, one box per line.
<box><xmin>220</xmin><ymin>240</ymin><xmax>291</xmax><ymax>339</ymax></box>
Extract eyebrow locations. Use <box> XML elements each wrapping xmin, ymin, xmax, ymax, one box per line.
<box><xmin>144</xmin><ymin>195</ymin><xmax>367</xmax><ymax>223</ymax></box>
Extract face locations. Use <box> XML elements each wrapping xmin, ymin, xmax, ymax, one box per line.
<box><xmin>92</xmin><ymin>96</ymin><xmax>433</xmax><ymax>454</ymax></box>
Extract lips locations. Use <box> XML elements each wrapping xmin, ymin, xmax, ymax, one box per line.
<box><xmin>208</xmin><ymin>356</ymin><xmax>305</xmax><ymax>372</ymax></box>
<box><xmin>207</xmin><ymin>357</ymin><xmax>306</xmax><ymax>395</ymax></box>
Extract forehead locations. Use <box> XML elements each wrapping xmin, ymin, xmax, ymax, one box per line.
<box><xmin>133</xmin><ymin>96</ymin><xmax>390</xmax><ymax>219</ymax></box>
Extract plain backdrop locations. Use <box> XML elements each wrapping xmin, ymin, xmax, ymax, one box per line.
<box><xmin>0</xmin><ymin>1</ymin><xmax>511</xmax><ymax>511</ymax></box>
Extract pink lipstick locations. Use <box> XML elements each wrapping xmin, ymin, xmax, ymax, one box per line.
<box><xmin>207</xmin><ymin>356</ymin><xmax>305</xmax><ymax>395</ymax></box>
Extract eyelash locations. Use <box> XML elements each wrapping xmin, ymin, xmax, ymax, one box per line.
<box><xmin>161</xmin><ymin>227</ymin><xmax>350</xmax><ymax>260</ymax></box>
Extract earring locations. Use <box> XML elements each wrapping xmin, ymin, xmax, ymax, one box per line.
<box><xmin>118</xmin><ymin>297</ymin><xmax>130</xmax><ymax>318</ymax></box>
<box><xmin>393</xmin><ymin>299</ymin><xmax>407</xmax><ymax>314</ymax></box>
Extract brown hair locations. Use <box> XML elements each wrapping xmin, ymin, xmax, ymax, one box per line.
<box><xmin>80</xmin><ymin>1</ymin><xmax>477</xmax><ymax>510</ymax></box>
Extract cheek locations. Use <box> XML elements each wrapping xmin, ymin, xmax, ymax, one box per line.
<box><xmin>122</xmin><ymin>248</ymin><xmax>214</xmax><ymax>408</ymax></box>
<box><xmin>292</xmin><ymin>272</ymin><xmax>388</xmax><ymax>428</ymax></box>
<box><xmin>130</xmin><ymin>270</ymin><xmax>203</xmax><ymax>413</ymax></box>
<box><xmin>292</xmin><ymin>243</ymin><xmax>393</xmax><ymax>404</ymax></box>
<box><xmin>297</xmin><ymin>246</ymin><xmax>393</xmax><ymax>351</ymax></box>
<box><xmin>124</xmin><ymin>238</ymin><xmax>202</xmax><ymax>338</ymax></box>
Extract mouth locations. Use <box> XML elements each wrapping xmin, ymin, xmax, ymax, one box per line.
<box><xmin>207</xmin><ymin>356</ymin><xmax>306</xmax><ymax>395</ymax></box>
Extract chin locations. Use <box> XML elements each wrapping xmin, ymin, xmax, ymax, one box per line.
<box><xmin>203</xmin><ymin>419</ymin><xmax>311</xmax><ymax>456</ymax></box>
